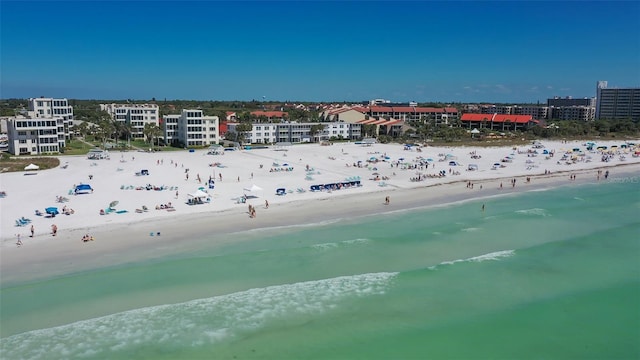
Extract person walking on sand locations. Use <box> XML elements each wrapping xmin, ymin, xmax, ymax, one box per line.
<box><xmin>16</xmin><ymin>234</ymin><xmax>22</xmax><ymax>247</ymax></box>
<box><xmin>265</xmin><ymin>199</ymin><xmax>269</xmax><ymax>209</ymax></box>
<box><xmin>30</xmin><ymin>224</ymin><xmax>34</xmax><ymax>237</ymax></box>
<box><xmin>385</xmin><ymin>196</ymin><xmax>390</xmax><ymax>205</ymax></box>
<box><xmin>51</xmin><ymin>224</ymin><xmax>58</xmax><ymax>236</ymax></box>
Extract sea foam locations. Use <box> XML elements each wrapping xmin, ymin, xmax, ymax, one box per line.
<box><xmin>515</xmin><ymin>208</ymin><xmax>550</xmax><ymax>217</ymax></box>
<box><xmin>429</xmin><ymin>250</ymin><xmax>515</xmax><ymax>270</ymax></box>
<box><xmin>0</xmin><ymin>272</ymin><xmax>397</xmax><ymax>360</ymax></box>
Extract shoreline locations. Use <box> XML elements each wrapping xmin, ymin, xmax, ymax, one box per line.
<box><xmin>2</xmin><ymin>161</ymin><xmax>638</xmax><ymax>285</ymax></box>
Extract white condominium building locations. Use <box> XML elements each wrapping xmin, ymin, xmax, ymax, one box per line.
<box><xmin>6</xmin><ymin>116</ymin><xmax>66</xmax><ymax>155</ymax></box>
<box><xmin>163</xmin><ymin>109</ymin><xmax>219</xmax><ymax>147</ymax></box>
<box><xmin>228</xmin><ymin>122</ymin><xmax>361</xmax><ymax>144</ymax></box>
<box><xmin>551</xmin><ymin>106</ymin><xmax>596</xmax><ymax>122</ymax></box>
<box><xmin>100</xmin><ymin>103</ymin><xmax>160</xmax><ymax>139</ymax></box>
<box><xmin>28</xmin><ymin>97</ymin><xmax>73</xmax><ymax>139</ymax></box>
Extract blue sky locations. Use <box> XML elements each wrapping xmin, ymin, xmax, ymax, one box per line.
<box><xmin>1</xmin><ymin>1</ymin><xmax>639</xmax><ymax>103</ymax></box>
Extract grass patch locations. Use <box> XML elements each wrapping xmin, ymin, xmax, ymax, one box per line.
<box><xmin>0</xmin><ymin>153</ymin><xmax>61</xmax><ymax>173</ymax></box>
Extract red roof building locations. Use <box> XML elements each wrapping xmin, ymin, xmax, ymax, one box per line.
<box><xmin>250</xmin><ymin>110</ymin><xmax>288</xmax><ymax>120</ymax></box>
<box><xmin>460</xmin><ymin>113</ymin><xmax>534</xmax><ymax>131</ymax></box>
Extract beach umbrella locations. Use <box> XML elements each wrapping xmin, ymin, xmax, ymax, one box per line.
<box><xmin>45</xmin><ymin>207</ymin><xmax>59</xmax><ymax>215</ymax></box>
<box><xmin>109</xmin><ymin>201</ymin><xmax>119</xmax><ymax>208</ymax></box>
<box><xmin>372</xmin><ymin>172</ymin><xmax>380</xmax><ymax>175</ymax></box>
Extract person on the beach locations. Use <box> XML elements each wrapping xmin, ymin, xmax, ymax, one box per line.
<box><xmin>30</xmin><ymin>224</ymin><xmax>34</xmax><ymax>237</ymax></box>
<box><xmin>265</xmin><ymin>200</ymin><xmax>269</xmax><ymax>209</ymax></box>
<box><xmin>175</xmin><ymin>190</ymin><xmax>179</xmax><ymax>199</ymax></box>
<box><xmin>482</xmin><ymin>204</ymin><xmax>485</xmax><ymax>212</ymax></box>
<box><xmin>385</xmin><ymin>196</ymin><xmax>390</xmax><ymax>205</ymax></box>
<box><xmin>51</xmin><ymin>224</ymin><xmax>58</xmax><ymax>236</ymax></box>
<box><xmin>16</xmin><ymin>234</ymin><xmax>22</xmax><ymax>247</ymax></box>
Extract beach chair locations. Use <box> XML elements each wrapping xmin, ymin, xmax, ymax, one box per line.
<box><xmin>276</xmin><ymin>188</ymin><xmax>286</xmax><ymax>196</ymax></box>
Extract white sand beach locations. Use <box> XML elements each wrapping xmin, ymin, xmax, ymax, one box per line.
<box><xmin>2</xmin><ymin>139</ymin><xmax>639</xmax><ymax>283</ymax></box>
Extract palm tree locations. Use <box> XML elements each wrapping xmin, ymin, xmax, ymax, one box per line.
<box><xmin>235</xmin><ymin>123</ymin><xmax>253</xmax><ymax>145</ymax></box>
<box><xmin>75</xmin><ymin>121</ymin><xmax>90</xmax><ymax>139</ymax></box>
<box><xmin>309</xmin><ymin>124</ymin><xmax>325</xmax><ymax>142</ymax></box>
<box><xmin>143</xmin><ymin>123</ymin><xmax>162</xmax><ymax>148</ymax></box>
<box><xmin>98</xmin><ymin>120</ymin><xmax>115</xmax><ymax>149</ymax></box>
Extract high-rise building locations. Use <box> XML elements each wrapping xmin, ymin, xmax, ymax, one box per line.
<box><xmin>595</xmin><ymin>81</ymin><xmax>640</xmax><ymax>121</ymax></box>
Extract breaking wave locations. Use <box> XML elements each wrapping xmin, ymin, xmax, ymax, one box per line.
<box><xmin>0</xmin><ymin>272</ymin><xmax>397</xmax><ymax>360</ymax></box>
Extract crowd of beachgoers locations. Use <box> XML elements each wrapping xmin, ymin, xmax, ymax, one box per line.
<box><xmin>1</xmin><ymin>138</ymin><xmax>639</xmax><ymax>281</ymax></box>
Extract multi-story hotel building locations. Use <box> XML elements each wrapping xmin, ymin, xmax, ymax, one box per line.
<box><xmin>6</xmin><ymin>112</ymin><xmax>67</xmax><ymax>155</ymax></box>
<box><xmin>550</xmin><ymin>106</ymin><xmax>596</xmax><ymax>122</ymax></box>
<box><xmin>28</xmin><ymin>97</ymin><xmax>73</xmax><ymax>139</ymax></box>
<box><xmin>595</xmin><ymin>81</ymin><xmax>640</xmax><ymax>121</ymax></box>
<box><xmin>367</xmin><ymin>106</ymin><xmax>458</xmax><ymax>125</ymax></box>
<box><xmin>162</xmin><ymin>109</ymin><xmax>219</xmax><ymax>147</ymax></box>
<box><xmin>479</xmin><ymin>105</ymin><xmax>513</xmax><ymax>115</ymax></box>
<box><xmin>512</xmin><ymin>105</ymin><xmax>550</xmax><ymax>120</ymax></box>
<box><xmin>226</xmin><ymin>121</ymin><xmax>361</xmax><ymax>144</ymax></box>
<box><xmin>100</xmin><ymin>103</ymin><xmax>160</xmax><ymax>139</ymax></box>
<box><xmin>547</xmin><ymin>96</ymin><xmax>596</xmax><ymax>107</ymax></box>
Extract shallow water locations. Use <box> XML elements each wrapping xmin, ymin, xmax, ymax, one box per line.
<box><xmin>2</xmin><ymin>180</ymin><xmax>639</xmax><ymax>359</ymax></box>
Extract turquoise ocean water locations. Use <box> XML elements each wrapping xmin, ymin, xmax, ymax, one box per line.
<box><xmin>1</xmin><ymin>179</ymin><xmax>639</xmax><ymax>359</ymax></box>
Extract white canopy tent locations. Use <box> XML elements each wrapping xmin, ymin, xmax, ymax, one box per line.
<box><xmin>24</xmin><ymin>163</ymin><xmax>40</xmax><ymax>171</ymax></box>
<box><xmin>187</xmin><ymin>189</ymin><xmax>210</xmax><ymax>205</ymax></box>
<box><xmin>188</xmin><ymin>189</ymin><xmax>209</xmax><ymax>199</ymax></box>
<box><xmin>243</xmin><ymin>184</ymin><xmax>263</xmax><ymax>197</ymax></box>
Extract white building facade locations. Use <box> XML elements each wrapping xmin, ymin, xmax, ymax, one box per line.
<box><xmin>163</xmin><ymin>110</ymin><xmax>219</xmax><ymax>147</ymax></box>
<box><xmin>28</xmin><ymin>97</ymin><xmax>73</xmax><ymax>139</ymax></box>
<box><xmin>100</xmin><ymin>103</ymin><xmax>160</xmax><ymax>139</ymax></box>
<box><xmin>228</xmin><ymin>122</ymin><xmax>362</xmax><ymax>144</ymax></box>
<box><xmin>6</xmin><ymin>115</ymin><xmax>66</xmax><ymax>155</ymax></box>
